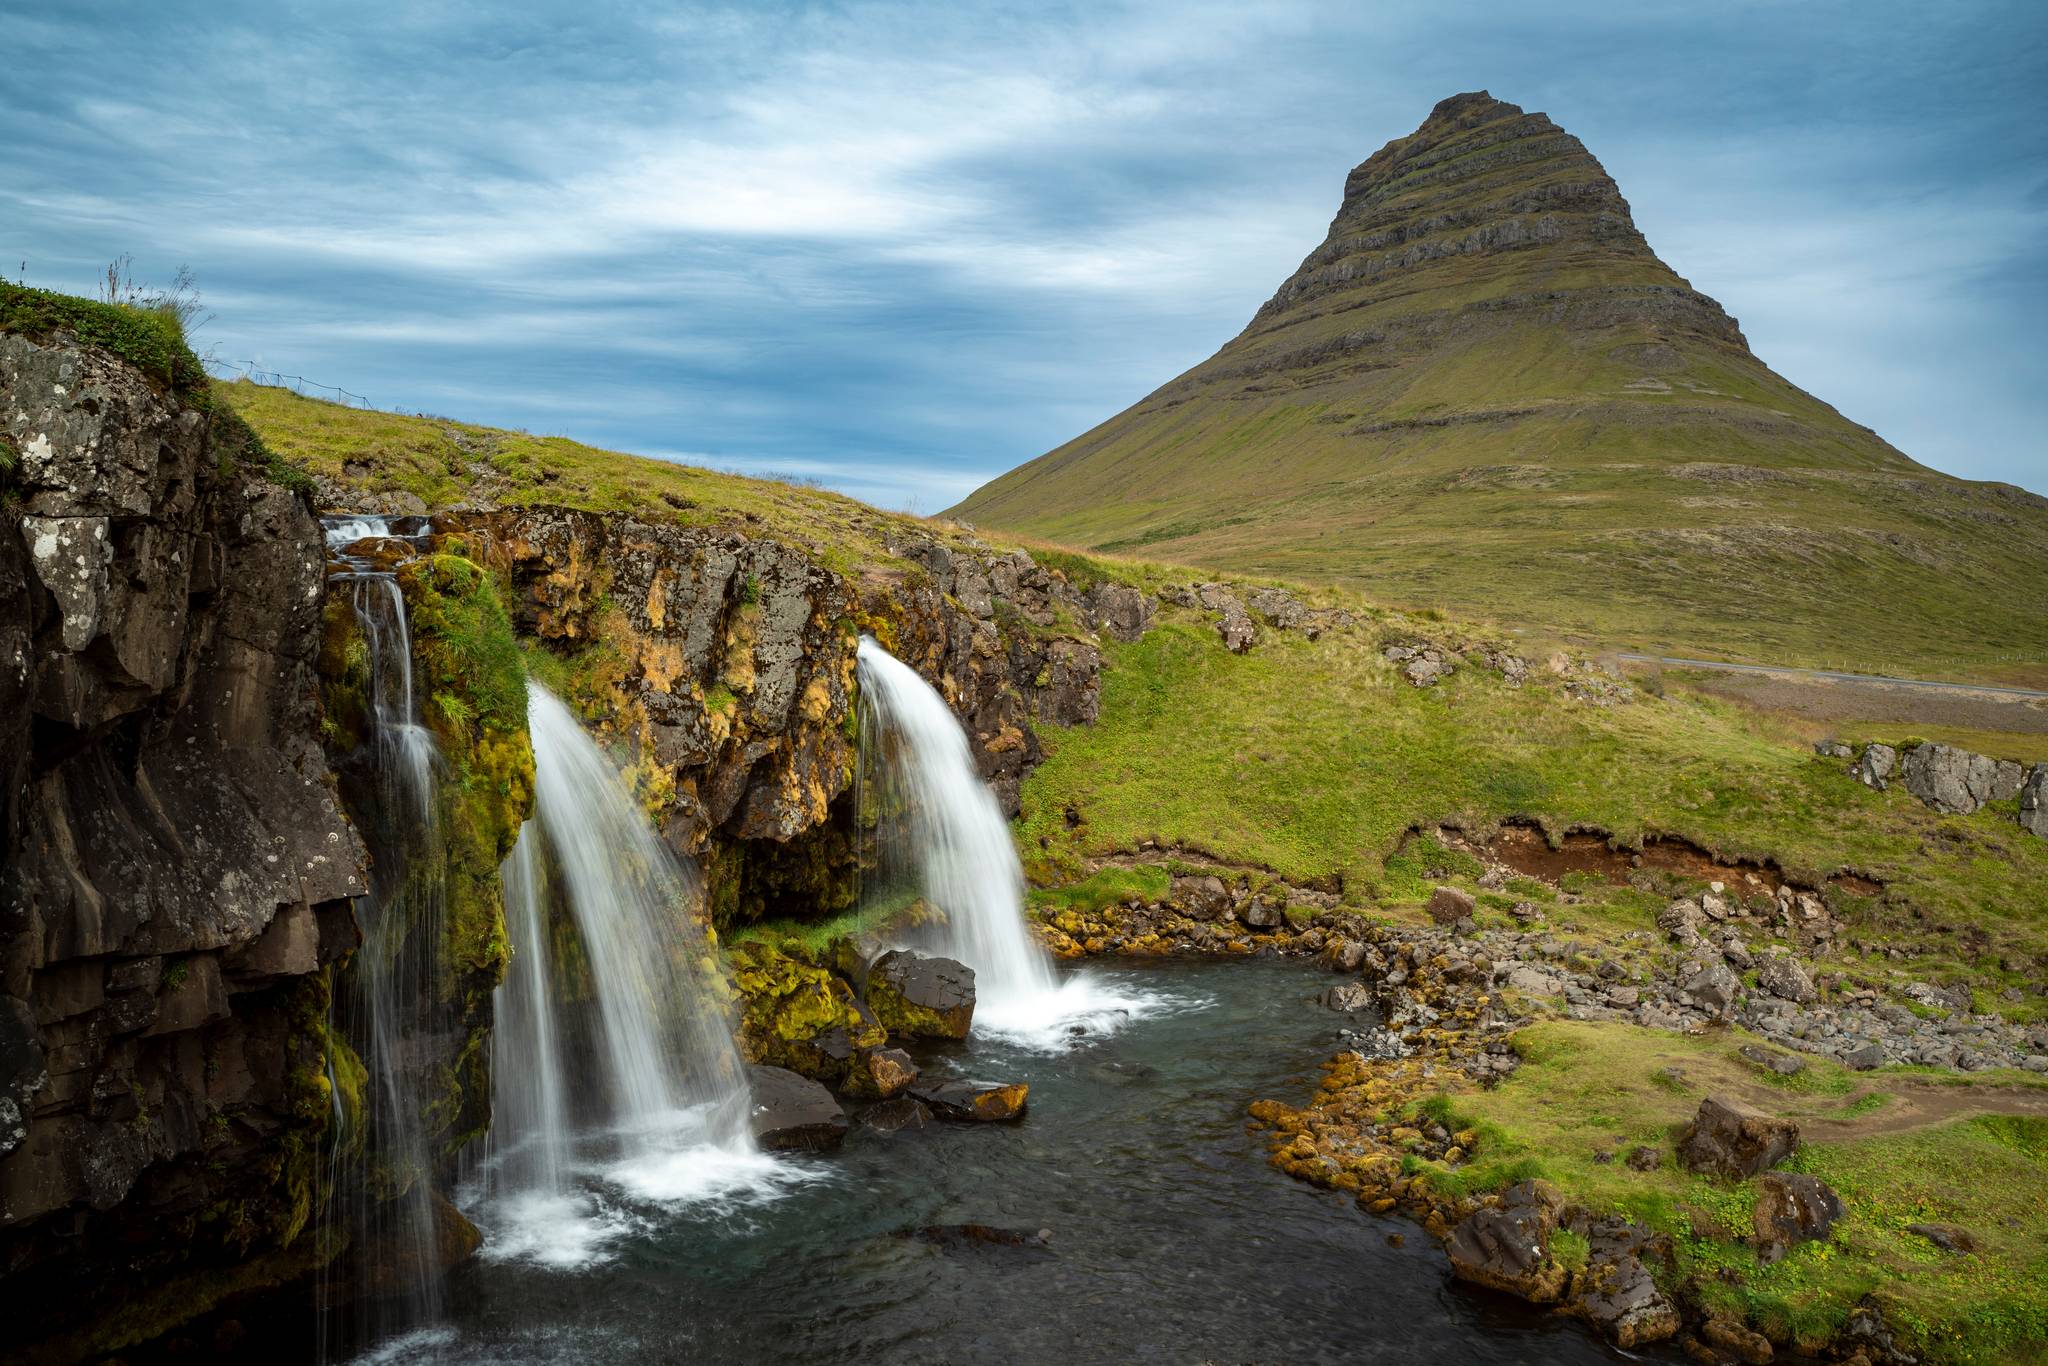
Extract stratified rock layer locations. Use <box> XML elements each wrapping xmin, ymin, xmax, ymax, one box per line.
<box><xmin>0</xmin><ymin>326</ymin><xmax>367</xmax><ymax>1357</ymax></box>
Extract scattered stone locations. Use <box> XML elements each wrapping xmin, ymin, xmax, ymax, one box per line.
<box><xmin>1756</xmin><ymin>954</ymin><xmax>1815</xmax><ymax>1004</ymax></box>
<box><xmin>1572</xmin><ymin>1221</ymin><xmax>1681</xmax><ymax>1348</ymax></box>
<box><xmin>748</xmin><ymin>1065</ymin><xmax>849</xmax><ymax>1152</ymax></box>
<box><xmin>1174</xmin><ymin>874</ymin><xmax>1234</xmax><ymax>922</ymax></box>
<box><xmin>909</xmin><ymin>1079</ymin><xmax>1029</xmax><ymax>1122</ymax></box>
<box><xmin>1322</xmin><ymin>937</ymin><xmax>1366</xmax><ymax>973</ymax></box>
<box><xmin>1905</xmin><ymin>1222</ymin><xmax>1979</xmax><ymax>1254</ymax></box>
<box><xmin>1842</xmin><ymin>1042</ymin><xmax>1886</xmax><ymax>1071</ymax></box>
<box><xmin>1624</xmin><ymin>1145</ymin><xmax>1661</xmax><ymax>1173</ymax></box>
<box><xmin>1427</xmin><ymin>886</ymin><xmax>1477</xmax><ymax>926</ymax></box>
<box><xmin>863</xmin><ymin>1047</ymin><xmax>918</xmax><ymax>1099</ymax></box>
<box><xmin>1752</xmin><ymin>1171</ymin><xmax>1844</xmax><ymax>1263</ymax></box>
<box><xmin>866</xmin><ymin>950</ymin><xmax>976</xmax><ymax>1039</ymax></box>
<box><xmin>1322</xmin><ymin>982</ymin><xmax>1376</xmax><ymax>1013</ymax></box>
<box><xmin>1678</xmin><ymin>961</ymin><xmax>1741</xmax><ymax>1019</ymax></box>
<box><xmin>1738</xmin><ymin>1044</ymin><xmax>1805</xmax><ymax>1076</ymax></box>
<box><xmin>1241</xmin><ymin>896</ymin><xmax>1286</xmax><ymax>929</ymax></box>
<box><xmin>1678</xmin><ymin>1096</ymin><xmax>1798</xmax><ymax>1178</ymax></box>
<box><xmin>1814</xmin><ymin>740</ymin><xmax>1853</xmax><ymax>759</ymax></box>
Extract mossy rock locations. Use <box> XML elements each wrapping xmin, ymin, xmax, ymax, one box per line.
<box><xmin>727</xmin><ymin>940</ymin><xmax>885</xmax><ymax>1089</ymax></box>
<box><xmin>864</xmin><ymin>950</ymin><xmax>975</xmax><ymax>1040</ymax></box>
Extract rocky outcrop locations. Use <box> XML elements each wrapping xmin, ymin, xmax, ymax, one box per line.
<box><xmin>1677</xmin><ymin>1096</ymin><xmax>1798</xmax><ymax>1179</ymax></box>
<box><xmin>1751</xmin><ymin>1170</ymin><xmax>1842</xmax><ymax>1263</ymax></box>
<box><xmin>0</xmin><ymin>324</ymin><xmax>366</xmax><ymax>1354</ymax></box>
<box><xmin>441</xmin><ymin>508</ymin><xmax>1133</xmax><ymax>930</ymax></box>
<box><xmin>1898</xmin><ymin>742</ymin><xmax>2024</xmax><ymax>815</ymax></box>
<box><xmin>2020</xmin><ymin>763</ymin><xmax>2047</xmax><ymax>838</ymax></box>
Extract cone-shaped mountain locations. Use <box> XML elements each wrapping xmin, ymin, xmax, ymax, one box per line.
<box><xmin>950</xmin><ymin>92</ymin><xmax>2048</xmax><ymax>673</ymax></box>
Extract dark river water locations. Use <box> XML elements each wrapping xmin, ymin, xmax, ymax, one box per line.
<box><xmin>312</xmin><ymin>958</ymin><xmax>1645</xmax><ymax>1365</ymax></box>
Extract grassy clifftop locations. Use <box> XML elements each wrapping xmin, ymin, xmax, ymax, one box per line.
<box><xmin>220</xmin><ymin>379</ymin><xmax>960</xmax><ymax>575</ymax></box>
<box><xmin>949</xmin><ymin>93</ymin><xmax>2048</xmax><ymax>680</ymax></box>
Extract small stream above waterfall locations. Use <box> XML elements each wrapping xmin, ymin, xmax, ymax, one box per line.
<box><xmin>854</xmin><ymin>637</ymin><xmax>1151</xmax><ymax>1048</ymax></box>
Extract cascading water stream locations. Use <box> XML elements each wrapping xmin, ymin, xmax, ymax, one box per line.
<box><xmin>319</xmin><ymin>515</ymin><xmax>452</xmax><ymax>1359</ymax></box>
<box><xmin>855</xmin><ymin>636</ymin><xmax>1155</xmax><ymax>1047</ymax></box>
<box><xmin>476</xmin><ymin>682</ymin><xmax>786</xmax><ymax>1269</ymax></box>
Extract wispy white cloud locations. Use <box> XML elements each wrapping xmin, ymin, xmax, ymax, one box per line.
<box><xmin>2</xmin><ymin>0</ymin><xmax>2041</xmax><ymax>507</ymax></box>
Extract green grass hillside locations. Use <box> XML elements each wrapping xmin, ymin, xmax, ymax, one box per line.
<box><xmin>949</xmin><ymin>92</ymin><xmax>2048</xmax><ymax>680</ymax></box>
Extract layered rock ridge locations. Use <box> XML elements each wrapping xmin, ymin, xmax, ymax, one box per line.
<box><xmin>949</xmin><ymin>92</ymin><xmax>2048</xmax><ymax>672</ymax></box>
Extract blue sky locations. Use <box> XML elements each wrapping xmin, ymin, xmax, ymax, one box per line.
<box><xmin>5</xmin><ymin>0</ymin><xmax>2043</xmax><ymax>507</ymax></box>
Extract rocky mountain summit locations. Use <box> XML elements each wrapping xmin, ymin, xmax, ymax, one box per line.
<box><xmin>949</xmin><ymin>91</ymin><xmax>2048</xmax><ymax>674</ymax></box>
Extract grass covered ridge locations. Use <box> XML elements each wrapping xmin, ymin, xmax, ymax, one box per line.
<box><xmin>1017</xmin><ymin>614</ymin><xmax>2048</xmax><ymax>961</ymax></box>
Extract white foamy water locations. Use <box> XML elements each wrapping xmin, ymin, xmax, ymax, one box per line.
<box><xmin>474</xmin><ymin>682</ymin><xmax>792</xmax><ymax>1271</ymax></box>
<box><xmin>856</xmin><ymin>636</ymin><xmax>1160</xmax><ymax>1050</ymax></box>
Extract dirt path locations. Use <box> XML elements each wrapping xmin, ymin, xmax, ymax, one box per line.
<box><xmin>1618</xmin><ymin>653</ymin><xmax>2048</xmax><ymax>700</ymax></box>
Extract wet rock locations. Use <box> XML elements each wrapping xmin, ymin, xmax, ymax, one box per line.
<box><xmin>1853</xmin><ymin>742</ymin><xmax>1897</xmax><ymax>790</ymax></box>
<box><xmin>865</xmin><ymin>950</ymin><xmax>976</xmax><ymax>1040</ymax></box>
<box><xmin>910</xmin><ymin>1079</ymin><xmax>1029</xmax><ymax>1122</ymax></box>
<box><xmin>859</xmin><ymin>1097</ymin><xmax>934</xmax><ymax>1135</ymax></box>
<box><xmin>1445</xmin><ymin>1180</ymin><xmax>1568</xmax><ymax>1303</ymax></box>
<box><xmin>1752</xmin><ymin>1171</ymin><xmax>1844</xmax><ymax>1262</ymax></box>
<box><xmin>1678</xmin><ymin>1096</ymin><xmax>1798</xmax><ymax>1178</ymax></box>
<box><xmin>1900</xmin><ymin>742</ymin><xmax>2025</xmax><ymax>815</ymax></box>
<box><xmin>1322</xmin><ymin>937</ymin><xmax>1366</xmax><ymax>973</ymax></box>
<box><xmin>748</xmin><ymin>1064</ymin><xmax>850</xmax><ymax>1152</ymax></box>
<box><xmin>1701</xmin><ymin>1317</ymin><xmax>1775</xmax><ymax>1364</ymax></box>
<box><xmin>863</xmin><ymin>1047</ymin><xmax>919</xmax><ymax>1099</ymax></box>
<box><xmin>1905</xmin><ymin>1222</ymin><xmax>1978</xmax><ymax>1253</ymax></box>
<box><xmin>2021</xmin><ymin>764</ymin><xmax>2048</xmax><ymax>838</ymax></box>
<box><xmin>1426</xmin><ymin>886</ymin><xmax>1476</xmax><ymax>925</ymax></box>
<box><xmin>1322</xmin><ymin>982</ymin><xmax>1376</xmax><ymax>1013</ymax></box>
<box><xmin>1755</xmin><ymin>954</ymin><xmax>1815</xmax><ymax>1004</ymax></box>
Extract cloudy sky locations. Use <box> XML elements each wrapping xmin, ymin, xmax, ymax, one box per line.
<box><xmin>5</xmin><ymin>0</ymin><xmax>2043</xmax><ymax>507</ymax></box>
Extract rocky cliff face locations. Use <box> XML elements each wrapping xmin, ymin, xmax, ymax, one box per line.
<box><xmin>0</xmin><ymin>327</ymin><xmax>366</xmax><ymax>1356</ymax></box>
<box><xmin>449</xmin><ymin>507</ymin><xmax>1142</xmax><ymax>929</ymax></box>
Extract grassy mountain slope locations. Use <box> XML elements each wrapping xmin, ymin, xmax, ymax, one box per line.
<box><xmin>949</xmin><ymin>92</ymin><xmax>2048</xmax><ymax>679</ymax></box>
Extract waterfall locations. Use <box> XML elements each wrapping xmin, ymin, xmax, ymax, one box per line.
<box><xmin>320</xmin><ymin>515</ymin><xmax>451</xmax><ymax>1354</ymax></box>
<box><xmin>478</xmin><ymin>681</ymin><xmax>774</xmax><ymax>1267</ymax></box>
<box><xmin>521</xmin><ymin>683</ymin><xmax>751</xmax><ymax>1154</ymax></box>
<box><xmin>856</xmin><ymin>636</ymin><xmax>1151</xmax><ymax>1047</ymax></box>
<box><xmin>490</xmin><ymin>826</ymin><xmax>569</xmax><ymax>1197</ymax></box>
